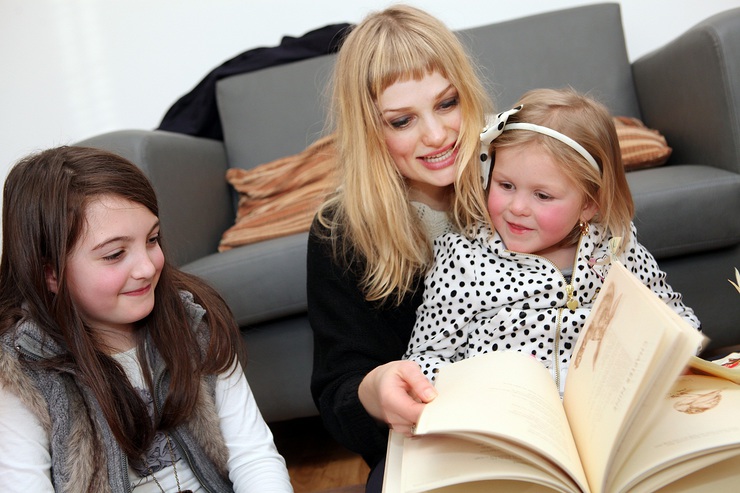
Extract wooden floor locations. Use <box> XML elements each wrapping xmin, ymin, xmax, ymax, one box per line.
<box><xmin>270</xmin><ymin>416</ymin><xmax>370</xmax><ymax>493</ymax></box>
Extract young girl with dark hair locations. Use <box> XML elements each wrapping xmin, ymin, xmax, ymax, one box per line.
<box><xmin>0</xmin><ymin>146</ymin><xmax>292</xmax><ymax>492</ymax></box>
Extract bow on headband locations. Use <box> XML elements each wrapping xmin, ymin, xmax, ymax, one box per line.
<box><xmin>478</xmin><ymin>104</ymin><xmax>600</xmax><ymax>189</ymax></box>
<box><xmin>479</xmin><ymin>105</ymin><xmax>523</xmax><ymax>189</ymax></box>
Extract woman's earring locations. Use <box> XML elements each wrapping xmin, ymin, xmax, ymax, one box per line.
<box><xmin>579</xmin><ymin>220</ymin><xmax>590</xmax><ymax>236</ymax></box>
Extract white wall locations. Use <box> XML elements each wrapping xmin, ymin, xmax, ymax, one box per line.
<box><xmin>1</xmin><ymin>0</ymin><xmax>738</xmax><ymax>214</ymax></box>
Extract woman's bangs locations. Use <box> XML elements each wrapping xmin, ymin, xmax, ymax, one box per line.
<box><xmin>371</xmin><ymin>41</ymin><xmax>446</xmax><ymax>96</ymax></box>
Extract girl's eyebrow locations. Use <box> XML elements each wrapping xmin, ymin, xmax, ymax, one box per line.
<box><xmin>381</xmin><ymin>84</ymin><xmax>455</xmax><ymax>115</ymax></box>
<box><xmin>92</xmin><ymin>235</ymin><xmax>131</xmax><ymax>251</ymax></box>
<box><xmin>91</xmin><ymin>220</ymin><xmax>160</xmax><ymax>251</ymax></box>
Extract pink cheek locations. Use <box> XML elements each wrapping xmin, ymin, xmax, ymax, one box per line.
<box><xmin>536</xmin><ymin>207</ymin><xmax>573</xmax><ymax>236</ymax></box>
<box><xmin>388</xmin><ymin>143</ymin><xmax>410</xmax><ymax>164</ymax></box>
<box><xmin>383</xmin><ymin>132</ymin><xmax>400</xmax><ymax>153</ymax></box>
<box><xmin>153</xmin><ymin>250</ymin><xmax>166</xmax><ymax>273</ymax></box>
<box><xmin>384</xmin><ymin>131</ymin><xmax>415</xmax><ymax>161</ymax></box>
<box><xmin>86</xmin><ymin>276</ymin><xmax>128</xmax><ymax>303</ymax></box>
<box><xmin>450</xmin><ymin>113</ymin><xmax>462</xmax><ymax>134</ymax></box>
<box><xmin>487</xmin><ymin>192</ymin><xmax>504</xmax><ymax>218</ymax></box>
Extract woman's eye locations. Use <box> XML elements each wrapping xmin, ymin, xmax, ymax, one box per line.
<box><xmin>439</xmin><ymin>96</ymin><xmax>459</xmax><ymax>110</ymax></box>
<box><xmin>148</xmin><ymin>234</ymin><xmax>160</xmax><ymax>246</ymax></box>
<box><xmin>103</xmin><ymin>251</ymin><xmax>124</xmax><ymax>261</ymax></box>
<box><xmin>389</xmin><ymin>116</ymin><xmax>412</xmax><ymax>129</ymax></box>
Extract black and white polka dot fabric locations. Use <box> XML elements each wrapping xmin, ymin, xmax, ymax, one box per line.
<box><xmin>479</xmin><ymin>106</ymin><xmax>523</xmax><ymax>189</ymax></box>
<box><xmin>404</xmin><ymin>222</ymin><xmax>700</xmax><ymax>395</ymax></box>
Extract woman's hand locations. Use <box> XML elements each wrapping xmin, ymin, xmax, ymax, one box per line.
<box><xmin>358</xmin><ymin>360</ymin><xmax>437</xmax><ymax>436</ymax></box>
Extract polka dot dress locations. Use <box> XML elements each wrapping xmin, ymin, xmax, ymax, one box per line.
<box><xmin>404</xmin><ymin>222</ymin><xmax>700</xmax><ymax>395</ymax></box>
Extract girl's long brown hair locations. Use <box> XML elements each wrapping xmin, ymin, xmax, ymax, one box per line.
<box><xmin>0</xmin><ymin>146</ymin><xmax>244</xmax><ymax>459</ymax></box>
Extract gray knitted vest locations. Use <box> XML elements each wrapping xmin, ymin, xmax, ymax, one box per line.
<box><xmin>0</xmin><ymin>292</ymin><xmax>233</xmax><ymax>492</ymax></box>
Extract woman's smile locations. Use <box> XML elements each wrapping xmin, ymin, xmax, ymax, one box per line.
<box><xmin>379</xmin><ymin>71</ymin><xmax>462</xmax><ymax>207</ymax></box>
<box><xmin>419</xmin><ymin>144</ymin><xmax>458</xmax><ymax>169</ymax></box>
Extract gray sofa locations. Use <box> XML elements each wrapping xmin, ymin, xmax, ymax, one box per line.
<box><xmin>78</xmin><ymin>3</ymin><xmax>740</xmax><ymax>424</ymax></box>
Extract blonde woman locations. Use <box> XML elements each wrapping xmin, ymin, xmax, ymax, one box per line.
<box><xmin>307</xmin><ymin>5</ymin><xmax>492</xmax><ymax>490</ymax></box>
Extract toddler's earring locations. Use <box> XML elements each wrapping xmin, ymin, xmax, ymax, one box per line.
<box><xmin>579</xmin><ymin>221</ymin><xmax>589</xmax><ymax>236</ymax></box>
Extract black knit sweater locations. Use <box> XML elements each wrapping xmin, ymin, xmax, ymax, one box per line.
<box><xmin>307</xmin><ymin>216</ymin><xmax>423</xmax><ymax>467</ymax></box>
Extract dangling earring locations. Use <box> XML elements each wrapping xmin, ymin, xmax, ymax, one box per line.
<box><xmin>579</xmin><ymin>220</ymin><xmax>590</xmax><ymax>236</ymax></box>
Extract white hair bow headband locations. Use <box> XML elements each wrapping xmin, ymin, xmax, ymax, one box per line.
<box><xmin>479</xmin><ymin>104</ymin><xmax>600</xmax><ymax>188</ymax></box>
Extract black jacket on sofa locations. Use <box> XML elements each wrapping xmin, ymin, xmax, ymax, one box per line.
<box><xmin>158</xmin><ymin>22</ymin><xmax>351</xmax><ymax>140</ymax></box>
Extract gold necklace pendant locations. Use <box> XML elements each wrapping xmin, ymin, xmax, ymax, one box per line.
<box><xmin>565</xmin><ymin>284</ymin><xmax>579</xmax><ymax>310</ymax></box>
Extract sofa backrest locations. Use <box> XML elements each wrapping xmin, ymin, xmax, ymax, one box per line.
<box><xmin>216</xmin><ymin>2</ymin><xmax>639</xmax><ymax>171</ymax></box>
<box><xmin>459</xmin><ymin>3</ymin><xmax>639</xmax><ymax>115</ymax></box>
<box><xmin>217</xmin><ymin>54</ymin><xmax>335</xmax><ymax>170</ymax></box>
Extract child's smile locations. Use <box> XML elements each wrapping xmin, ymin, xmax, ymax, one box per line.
<box><xmin>488</xmin><ymin>143</ymin><xmax>597</xmax><ymax>269</ymax></box>
<box><xmin>56</xmin><ymin>195</ymin><xmax>164</xmax><ymax>352</ymax></box>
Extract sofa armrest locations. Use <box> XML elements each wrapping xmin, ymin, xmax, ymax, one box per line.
<box><xmin>632</xmin><ymin>8</ymin><xmax>740</xmax><ymax>175</ymax></box>
<box><xmin>76</xmin><ymin>129</ymin><xmax>234</xmax><ymax>266</ymax></box>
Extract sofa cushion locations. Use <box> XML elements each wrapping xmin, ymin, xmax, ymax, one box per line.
<box><xmin>614</xmin><ymin>116</ymin><xmax>672</xmax><ymax>170</ymax></box>
<box><xmin>219</xmin><ymin>135</ymin><xmax>336</xmax><ymax>251</ymax></box>
<box><xmin>627</xmin><ymin>164</ymin><xmax>740</xmax><ymax>259</ymax></box>
<box><xmin>182</xmin><ymin>233</ymin><xmax>309</xmax><ymax>326</ymax></box>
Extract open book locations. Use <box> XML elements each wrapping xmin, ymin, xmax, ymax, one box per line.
<box><xmin>383</xmin><ymin>260</ymin><xmax>740</xmax><ymax>493</ymax></box>
<box><xmin>689</xmin><ymin>352</ymin><xmax>740</xmax><ymax>384</ymax></box>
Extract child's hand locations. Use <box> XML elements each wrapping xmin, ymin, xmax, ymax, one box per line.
<box><xmin>358</xmin><ymin>360</ymin><xmax>438</xmax><ymax>436</ymax></box>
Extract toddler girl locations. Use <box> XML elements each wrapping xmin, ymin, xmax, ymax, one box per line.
<box><xmin>404</xmin><ymin>88</ymin><xmax>700</xmax><ymax>394</ymax></box>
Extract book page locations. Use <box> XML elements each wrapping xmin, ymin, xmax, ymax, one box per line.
<box><xmin>384</xmin><ymin>430</ymin><xmax>574</xmax><ymax>493</ymax></box>
<box><xmin>413</xmin><ymin>351</ymin><xmax>589</xmax><ymax>492</ymax></box>
<box><xmin>400</xmin><ymin>433</ymin><xmax>576</xmax><ymax>493</ymax></box>
<box><xmin>383</xmin><ymin>431</ymin><xmax>405</xmax><ymax>493</ymax></box>
<box><xmin>563</xmin><ymin>261</ymin><xmax>703</xmax><ymax>492</ymax></box>
<box><xmin>649</xmin><ymin>454</ymin><xmax>740</xmax><ymax>493</ymax></box>
<box><xmin>611</xmin><ymin>375</ymin><xmax>740</xmax><ymax>493</ymax></box>
<box><xmin>689</xmin><ymin>354</ymin><xmax>740</xmax><ymax>384</ymax></box>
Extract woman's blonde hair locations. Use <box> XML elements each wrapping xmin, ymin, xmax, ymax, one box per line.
<box><xmin>488</xmin><ymin>87</ymin><xmax>634</xmax><ymax>250</ymax></box>
<box><xmin>318</xmin><ymin>4</ymin><xmax>492</xmax><ymax>304</ymax></box>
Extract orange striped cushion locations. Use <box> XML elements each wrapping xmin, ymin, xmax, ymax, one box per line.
<box><xmin>218</xmin><ymin>134</ymin><xmax>338</xmax><ymax>251</ymax></box>
<box><xmin>613</xmin><ymin>116</ymin><xmax>672</xmax><ymax>170</ymax></box>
